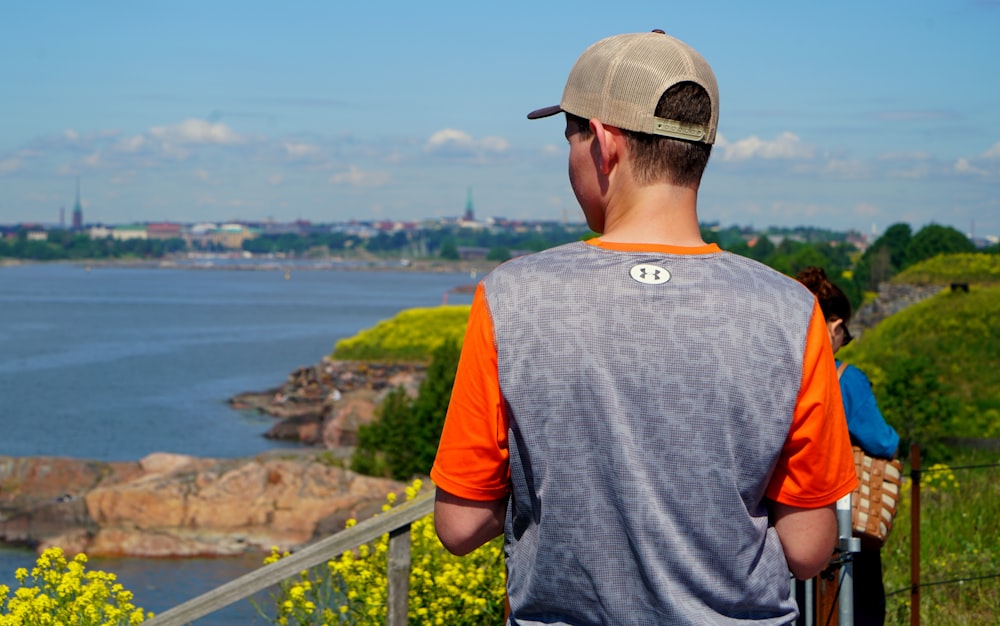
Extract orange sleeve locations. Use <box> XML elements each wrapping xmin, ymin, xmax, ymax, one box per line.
<box><xmin>766</xmin><ymin>301</ymin><xmax>859</xmax><ymax>507</ymax></box>
<box><xmin>430</xmin><ymin>283</ymin><xmax>510</xmax><ymax>501</ymax></box>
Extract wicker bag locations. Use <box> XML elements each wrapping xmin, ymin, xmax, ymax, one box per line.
<box><xmin>836</xmin><ymin>362</ymin><xmax>903</xmax><ymax>548</ymax></box>
<box><xmin>851</xmin><ymin>446</ymin><xmax>903</xmax><ymax>548</ymax></box>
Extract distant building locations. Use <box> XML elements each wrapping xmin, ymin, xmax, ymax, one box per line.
<box><xmin>88</xmin><ymin>225</ymin><xmax>112</xmax><ymax>239</ymax></box>
<box><xmin>217</xmin><ymin>223</ymin><xmax>256</xmax><ymax>249</ymax></box>
<box><xmin>111</xmin><ymin>225</ymin><xmax>147</xmax><ymax>241</ymax></box>
<box><xmin>184</xmin><ymin>222</ymin><xmax>257</xmax><ymax>249</ymax></box>
<box><xmin>146</xmin><ymin>222</ymin><xmax>183</xmax><ymax>240</ymax></box>
<box><xmin>72</xmin><ymin>178</ymin><xmax>83</xmax><ymax>231</ymax></box>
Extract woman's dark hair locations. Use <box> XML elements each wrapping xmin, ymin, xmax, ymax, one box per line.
<box><xmin>796</xmin><ymin>266</ymin><xmax>852</xmax><ymax>324</ymax></box>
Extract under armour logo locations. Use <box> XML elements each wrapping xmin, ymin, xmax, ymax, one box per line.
<box><xmin>629</xmin><ymin>263</ymin><xmax>671</xmax><ymax>285</ymax></box>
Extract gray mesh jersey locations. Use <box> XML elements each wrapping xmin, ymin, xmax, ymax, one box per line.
<box><xmin>483</xmin><ymin>241</ymin><xmax>818</xmax><ymax>625</ymax></box>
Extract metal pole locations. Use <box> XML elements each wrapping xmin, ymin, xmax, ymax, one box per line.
<box><xmin>837</xmin><ymin>494</ymin><xmax>859</xmax><ymax>626</ymax></box>
<box><xmin>803</xmin><ymin>578</ymin><xmax>814</xmax><ymax>626</ymax></box>
<box><xmin>911</xmin><ymin>444</ymin><xmax>921</xmax><ymax>626</ymax></box>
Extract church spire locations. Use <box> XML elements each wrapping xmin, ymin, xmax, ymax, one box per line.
<box><xmin>72</xmin><ymin>177</ymin><xmax>83</xmax><ymax>230</ymax></box>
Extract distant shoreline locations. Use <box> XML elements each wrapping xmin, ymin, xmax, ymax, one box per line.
<box><xmin>1</xmin><ymin>255</ymin><xmax>500</xmax><ymax>276</ymax></box>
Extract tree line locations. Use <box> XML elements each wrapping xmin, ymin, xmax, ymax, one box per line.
<box><xmin>3</xmin><ymin>222</ymin><xmax>991</xmax><ymax>309</ymax></box>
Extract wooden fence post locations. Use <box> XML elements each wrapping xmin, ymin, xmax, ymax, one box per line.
<box><xmin>387</xmin><ymin>524</ymin><xmax>412</xmax><ymax>626</ymax></box>
<box><xmin>911</xmin><ymin>443</ymin><xmax>921</xmax><ymax>626</ymax></box>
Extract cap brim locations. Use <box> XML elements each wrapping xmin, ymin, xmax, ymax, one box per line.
<box><xmin>527</xmin><ymin>104</ymin><xmax>563</xmax><ymax>120</ymax></box>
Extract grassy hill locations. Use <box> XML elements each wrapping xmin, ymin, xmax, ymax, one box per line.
<box><xmin>841</xmin><ymin>254</ymin><xmax>1000</xmax><ymax>450</ymax></box>
<box><xmin>891</xmin><ymin>251</ymin><xmax>1000</xmax><ymax>286</ymax></box>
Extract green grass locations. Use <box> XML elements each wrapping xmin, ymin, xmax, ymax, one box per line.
<box><xmin>894</xmin><ymin>252</ymin><xmax>1000</xmax><ymax>286</ymax></box>
<box><xmin>882</xmin><ymin>448</ymin><xmax>1000</xmax><ymax>625</ymax></box>
<box><xmin>843</xmin><ymin>253</ymin><xmax>1000</xmax><ymax>623</ymax></box>
<box><xmin>840</xmin><ymin>284</ymin><xmax>1000</xmax><ymax>438</ymax></box>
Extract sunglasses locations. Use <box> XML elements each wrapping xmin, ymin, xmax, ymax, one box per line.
<box><xmin>837</xmin><ymin>320</ymin><xmax>853</xmax><ymax>347</ymax></box>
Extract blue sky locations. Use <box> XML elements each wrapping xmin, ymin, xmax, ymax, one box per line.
<box><xmin>2</xmin><ymin>1</ymin><xmax>999</xmax><ymax>240</ymax></box>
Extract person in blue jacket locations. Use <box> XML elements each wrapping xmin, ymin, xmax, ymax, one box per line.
<box><xmin>797</xmin><ymin>266</ymin><xmax>899</xmax><ymax>625</ymax></box>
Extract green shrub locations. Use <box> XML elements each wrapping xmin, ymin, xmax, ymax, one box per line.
<box><xmin>332</xmin><ymin>306</ymin><xmax>471</xmax><ymax>362</ymax></box>
<box><xmin>351</xmin><ymin>340</ymin><xmax>460</xmax><ymax>480</ymax></box>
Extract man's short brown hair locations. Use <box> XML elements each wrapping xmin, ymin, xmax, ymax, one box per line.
<box><xmin>568</xmin><ymin>82</ymin><xmax>714</xmax><ymax>189</ymax></box>
<box><xmin>625</xmin><ymin>81</ymin><xmax>713</xmax><ymax>189</ymax></box>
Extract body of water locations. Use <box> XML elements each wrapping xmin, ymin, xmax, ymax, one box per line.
<box><xmin>0</xmin><ymin>261</ymin><xmax>475</xmax><ymax>623</ymax></box>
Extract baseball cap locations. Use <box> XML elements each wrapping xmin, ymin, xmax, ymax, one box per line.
<box><xmin>527</xmin><ymin>30</ymin><xmax>719</xmax><ymax>145</ymax></box>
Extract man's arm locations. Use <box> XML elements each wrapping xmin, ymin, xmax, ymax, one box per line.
<box><xmin>771</xmin><ymin>502</ymin><xmax>838</xmax><ymax>580</ymax></box>
<box><xmin>434</xmin><ymin>488</ymin><xmax>507</xmax><ymax>556</ymax></box>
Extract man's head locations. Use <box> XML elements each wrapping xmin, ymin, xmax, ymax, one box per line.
<box><xmin>530</xmin><ymin>31</ymin><xmax>718</xmax><ymax>188</ymax></box>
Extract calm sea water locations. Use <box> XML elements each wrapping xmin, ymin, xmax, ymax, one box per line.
<box><xmin>0</xmin><ymin>261</ymin><xmax>476</xmax><ymax>623</ymax></box>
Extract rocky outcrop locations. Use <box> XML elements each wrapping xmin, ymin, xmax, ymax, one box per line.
<box><xmin>230</xmin><ymin>357</ymin><xmax>427</xmax><ymax>449</ymax></box>
<box><xmin>852</xmin><ymin>283</ymin><xmax>944</xmax><ymax>339</ymax></box>
<box><xmin>1</xmin><ymin>452</ymin><xmax>409</xmax><ymax>557</ymax></box>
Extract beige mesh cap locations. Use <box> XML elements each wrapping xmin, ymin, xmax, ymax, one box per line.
<box><xmin>527</xmin><ymin>31</ymin><xmax>719</xmax><ymax>144</ymax></box>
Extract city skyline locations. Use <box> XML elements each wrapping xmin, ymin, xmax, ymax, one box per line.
<box><xmin>2</xmin><ymin>1</ymin><xmax>999</xmax><ymax>239</ymax></box>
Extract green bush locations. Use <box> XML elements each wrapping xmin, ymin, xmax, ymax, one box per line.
<box><xmin>332</xmin><ymin>306</ymin><xmax>471</xmax><ymax>362</ymax></box>
<box><xmin>351</xmin><ymin>340</ymin><xmax>460</xmax><ymax>480</ymax></box>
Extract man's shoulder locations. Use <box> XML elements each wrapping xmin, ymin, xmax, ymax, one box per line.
<box><xmin>719</xmin><ymin>252</ymin><xmax>814</xmax><ymax>297</ymax></box>
<box><xmin>485</xmin><ymin>241</ymin><xmax>587</xmax><ymax>274</ymax></box>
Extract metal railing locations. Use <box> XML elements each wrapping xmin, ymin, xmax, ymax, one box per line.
<box><xmin>144</xmin><ymin>489</ymin><xmax>435</xmax><ymax>626</ymax></box>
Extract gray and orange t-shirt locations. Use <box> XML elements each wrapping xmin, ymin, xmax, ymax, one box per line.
<box><xmin>432</xmin><ymin>239</ymin><xmax>857</xmax><ymax>625</ymax></box>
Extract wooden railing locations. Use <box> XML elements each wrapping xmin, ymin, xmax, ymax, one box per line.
<box><xmin>145</xmin><ymin>489</ymin><xmax>436</xmax><ymax>626</ymax></box>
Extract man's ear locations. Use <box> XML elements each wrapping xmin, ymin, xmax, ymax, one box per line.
<box><xmin>589</xmin><ymin>118</ymin><xmax>622</xmax><ymax>176</ymax></box>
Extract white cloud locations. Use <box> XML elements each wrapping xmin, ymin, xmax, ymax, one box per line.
<box><xmin>822</xmin><ymin>159</ymin><xmax>869</xmax><ymax>179</ymax></box>
<box><xmin>954</xmin><ymin>158</ymin><xmax>990</xmax><ymax>177</ymax></box>
<box><xmin>983</xmin><ymin>141</ymin><xmax>1000</xmax><ymax>159</ymax></box>
<box><xmin>82</xmin><ymin>152</ymin><xmax>102</xmax><ymax>167</ymax></box>
<box><xmin>0</xmin><ymin>158</ymin><xmax>21</xmax><ymax>174</ymax></box>
<box><xmin>328</xmin><ymin>165</ymin><xmax>391</xmax><ymax>187</ymax></box>
<box><xmin>63</xmin><ymin>129</ymin><xmax>79</xmax><ymax>141</ymax></box>
<box><xmin>717</xmin><ymin>132</ymin><xmax>813</xmax><ymax>162</ymax></box>
<box><xmin>878</xmin><ymin>150</ymin><xmax>932</xmax><ymax>161</ymax></box>
<box><xmin>114</xmin><ymin>135</ymin><xmax>146</xmax><ymax>153</ymax></box>
<box><xmin>426</xmin><ymin>129</ymin><xmax>475</xmax><ymax>152</ymax></box>
<box><xmin>479</xmin><ymin>136</ymin><xmax>510</xmax><ymax>153</ymax></box>
<box><xmin>149</xmin><ymin>119</ymin><xmax>244</xmax><ymax>145</ymax></box>
<box><xmin>283</xmin><ymin>141</ymin><xmax>320</xmax><ymax>159</ymax></box>
<box><xmin>268</xmin><ymin>174</ymin><xmax>284</xmax><ymax>185</ymax></box>
<box><xmin>888</xmin><ymin>164</ymin><xmax>930</xmax><ymax>179</ymax></box>
<box><xmin>424</xmin><ymin>129</ymin><xmax>511</xmax><ymax>158</ymax></box>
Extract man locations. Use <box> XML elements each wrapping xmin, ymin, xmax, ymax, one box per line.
<box><xmin>431</xmin><ymin>30</ymin><xmax>857</xmax><ymax>624</ymax></box>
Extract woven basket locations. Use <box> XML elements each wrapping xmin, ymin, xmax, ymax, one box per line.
<box><xmin>851</xmin><ymin>446</ymin><xmax>903</xmax><ymax>548</ymax></box>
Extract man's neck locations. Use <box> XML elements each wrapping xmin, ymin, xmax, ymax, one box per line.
<box><xmin>597</xmin><ymin>184</ymin><xmax>705</xmax><ymax>247</ymax></box>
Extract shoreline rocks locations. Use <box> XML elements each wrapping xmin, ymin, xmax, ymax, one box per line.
<box><xmin>1</xmin><ymin>451</ymin><xmax>411</xmax><ymax>558</ymax></box>
<box><xmin>230</xmin><ymin>357</ymin><xmax>427</xmax><ymax>449</ymax></box>
<box><xmin>1</xmin><ymin>358</ymin><xmax>430</xmax><ymax>558</ymax></box>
